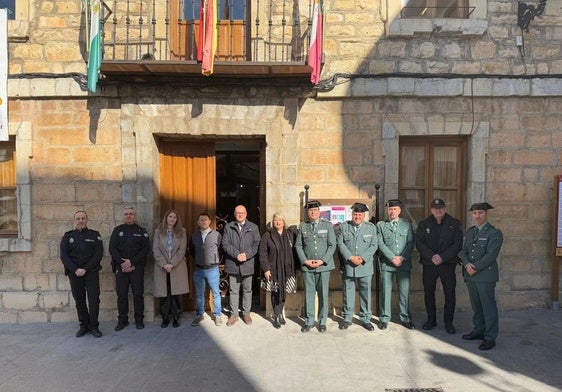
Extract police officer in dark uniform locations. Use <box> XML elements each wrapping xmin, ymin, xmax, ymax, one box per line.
<box><xmin>60</xmin><ymin>210</ymin><xmax>103</xmax><ymax>338</ymax></box>
<box><xmin>109</xmin><ymin>206</ymin><xmax>150</xmax><ymax>331</ymax></box>
<box><xmin>416</xmin><ymin>198</ymin><xmax>463</xmax><ymax>334</ymax></box>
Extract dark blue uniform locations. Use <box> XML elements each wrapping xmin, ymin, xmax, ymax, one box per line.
<box><xmin>60</xmin><ymin>228</ymin><xmax>103</xmax><ymax>330</ymax></box>
<box><xmin>109</xmin><ymin>223</ymin><xmax>150</xmax><ymax>324</ymax></box>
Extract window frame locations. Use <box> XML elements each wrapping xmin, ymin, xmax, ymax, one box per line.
<box><xmin>385</xmin><ymin>0</ymin><xmax>487</xmax><ymax>37</ymax></box>
<box><xmin>0</xmin><ymin>137</ymin><xmax>17</xmax><ymax>238</ymax></box>
<box><xmin>0</xmin><ymin>121</ymin><xmax>31</xmax><ymax>252</ymax></box>
<box><xmin>398</xmin><ymin>136</ymin><xmax>467</xmax><ymax>227</ymax></box>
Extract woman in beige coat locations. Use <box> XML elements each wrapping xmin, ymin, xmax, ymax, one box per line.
<box><xmin>153</xmin><ymin>210</ymin><xmax>189</xmax><ymax>327</ymax></box>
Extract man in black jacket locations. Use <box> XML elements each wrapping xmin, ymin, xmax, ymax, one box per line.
<box><xmin>60</xmin><ymin>211</ymin><xmax>104</xmax><ymax>338</ymax></box>
<box><xmin>109</xmin><ymin>206</ymin><xmax>150</xmax><ymax>331</ymax></box>
<box><xmin>415</xmin><ymin>198</ymin><xmax>463</xmax><ymax>334</ymax></box>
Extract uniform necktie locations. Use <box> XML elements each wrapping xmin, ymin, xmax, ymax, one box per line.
<box><xmin>311</xmin><ymin>222</ymin><xmax>317</xmax><ymax>233</ymax></box>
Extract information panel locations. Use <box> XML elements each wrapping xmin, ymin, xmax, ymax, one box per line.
<box><xmin>0</xmin><ymin>9</ymin><xmax>7</xmax><ymax>141</ymax></box>
<box><xmin>554</xmin><ymin>175</ymin><xmax>562</xmax><ymax>256</ymax></box>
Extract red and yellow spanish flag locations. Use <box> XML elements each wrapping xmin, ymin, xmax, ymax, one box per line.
<box><xmin>197</xmin><ymin>0</ymin><xmax>217</xmax><ymax>76</ymax></box>
<box><xmin>307</xmin><ymin>0</ymin><xmax>324</xmax><ymax>85</ymax></box>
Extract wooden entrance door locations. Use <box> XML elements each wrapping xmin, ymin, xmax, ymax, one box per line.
<box><xmin>159</xmin><ymin>140</ymin><xmax>216</xmax><ymax>310</ymax></box>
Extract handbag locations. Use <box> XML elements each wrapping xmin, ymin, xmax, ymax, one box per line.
<box><xmin>285</xmin><ymin>275</ymin><xmax>297</xmax><ymax>294</ymax></box>
<box><xmin>260</xmin><ymin>278</ymin><xmax>279</xmax><ymax>292</ymax></box>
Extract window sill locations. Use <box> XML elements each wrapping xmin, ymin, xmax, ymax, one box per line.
<box><xmin>387</xmin><ymin>18</ymin><xmax>488</xmax><ymax>37</ymax></box>
<box><xmin>8</xmin><ymin>20</ymin><xmax>30</xmax><ymax>42</ymax></box>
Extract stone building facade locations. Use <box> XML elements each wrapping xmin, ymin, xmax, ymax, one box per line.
<box><xmin>0</xmin><ymin>0</ymin><xmax>561</xmax><ymax>323</ymax></box>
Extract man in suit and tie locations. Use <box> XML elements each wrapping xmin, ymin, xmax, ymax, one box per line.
<box><xmin>376</xmin><ymin>199</ymin><xmax>415</xmax><ymax>330</ymax></box>
<box><xmin>295</xmin><ymin>200</ymin><xmax>337</xmax><ymax>333</ymax></box>
<box><xmin>459</xmin><ymin>202</ymin><xmax>503</xmax><ymax>351</ymax></box>
<box><xmin>337</xmin><ymin>202</ymin><xmax>378</xmax><ymax>331</ymax></box>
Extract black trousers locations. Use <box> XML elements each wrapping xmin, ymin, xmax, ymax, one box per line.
<box><xmin>115</xmin><ymin>265</ymin><xmax>145</xmax><ymax>323</ymax></box>
<box><xmin>422</xmin><ymin>263</ymin><xmax>456</xmax><ymax>325</ymax></box>
<box><xmin>68</xmin><ymin>270</ymin><xmax>100</xmax><ymax>329</ymax></box>
<box><xmin>160</xmin><ymin>272</ymin><xmax>181</xmax><ymax>318</ymax></box>
<box><xmin>270</xmin><ymin>291</ymin><xmax>285</xmax><ymax>316</ymax></box>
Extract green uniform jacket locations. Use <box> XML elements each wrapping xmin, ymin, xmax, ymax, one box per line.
<box><xmin>337</xmin><ymin>221</ymin><xmax>378</xmax><ymax>278</ymax></box>
<box><xmin>376</xmin><ymin>218</ymin><xmax>415</xmax><ymax>272</ymax></box>
<box><xmin>295</xmin><ymin>219</ymin><xmax>337</xmax><ymax>273</ymax></box>
<box><xmin>459</xmin><ymin>222</ymin><xmax>503</xmax><ymax>283</ymax></box>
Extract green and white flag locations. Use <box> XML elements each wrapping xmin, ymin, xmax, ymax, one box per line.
<box><xmin>87</xmin><ymin>0</ymin><xmax>102</xmax><ymax>93</ymax></box>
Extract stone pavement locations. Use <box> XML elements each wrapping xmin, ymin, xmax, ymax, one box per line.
<box><xmin>0</xmin><ymin>308</ymin><xmax>561</xmax><ymax>392</ymax></box>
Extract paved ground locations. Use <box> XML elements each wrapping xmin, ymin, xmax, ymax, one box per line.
<box><xmin>0</xmin><ymin>308</ymin><xmax>561</xmax><ymax>392</ymax></box>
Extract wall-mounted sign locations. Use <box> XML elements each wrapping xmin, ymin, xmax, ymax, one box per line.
<box><xmin>317</xmin><ymin>199</ymin><xmax>373</xmax><ymax>226</ymax></box>
<box><xmin>0</xmin><ymin>9</ymin><xmax>8</xmax><ymax>141</ymax></box>
<box><xmin>554</xmin><ymin>175</ymin><xmax>562</xmax><ymax>256</ymax></box>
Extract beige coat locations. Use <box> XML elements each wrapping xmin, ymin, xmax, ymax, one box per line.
<box><xmin>152</xmin><ymin>228</ymin><xmax>189</xmax><ymax>297</ymax></box>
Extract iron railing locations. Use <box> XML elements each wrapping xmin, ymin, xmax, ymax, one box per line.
<box><xmin>95</xmin><ymin>0</ymin><xmax>316</xmax><ymax>63</ymax></box>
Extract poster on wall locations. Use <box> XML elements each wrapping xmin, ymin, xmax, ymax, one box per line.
<box><xmin>554</xmin><ymin>175</ymin><xmax>562</xmax><ymax>251</ymax></box>
<box><xmin>318</xmin><ymin>200</ymin><xmax>371</xmax><ymax>226</ymax></box>
<box><xmin>0</xmin><ymin>9</ymin><xmax>8</xmax><ymax>141</ymax></box>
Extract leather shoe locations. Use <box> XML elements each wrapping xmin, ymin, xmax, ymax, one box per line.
<box><xmin>226</xmin><ymin>316</ymin><xmax>239</xmax><ymax>326</ymax></box>
<box><xmin>462</xmin><ymin>331</ymin><xmax>484</xmax><ymax>340</ymax></box>
<box><xmin>362</xmin><ymin>322</ymin><xmax>374</xmax><ymax>331</ymax></box>
<box><xmin>479</xmin><ymin>339</ymin><xmax>496</xmax><ymax>350</ymax></box>
<box><xmin>318</xmin><ymin>325</ymin><xmax>327</xmax><ymax>333</ymax></box>
<box><xmin>379</xmin><ymin>322</ymin><xmax>388</xmax><ymax>330</ymax></box>
<box><xmin>445</xmin><ymin>324</ymin><xmax>456</xmax><ymax>334</ymax></box>
<box><xmin>75</xmin><ymin>326</ymin><xmax>89</xmax><ymax>337</ymax></box>
<box><xmin>338</xmin><ymin>321</ymin><xmax>351</xmax><ymax>330</ymax></box>
<box><xmin>172</xmin><ymin>317</ymin><xmax>179</xmax><ymax>328</ymax></box>
<box><xmin>301</xmin><ymin>325</ymin><xmax>312</xmax><ymax>333</ymax></box>
<box><xmin>242</xmin><ymin>314</ymin><xmax>253</xmax><ymax>325</ymax></box>
<box><xmin>279</xmin><ymin>314</ymin><xmax>286</xmax><ymax>325</ymax></box>
<box><xmin>161</xmin><ymin>318</ymin><xmax>169</xmax><ymax>328</ymax></box>
<box><xmin>402</xmin><ymin>321</ymin><xmax>416</xmax><ymax>330</ymax></box>
<box><xmin>114</xmin><ymin>321</ymin><xmax>129</xmax><ymax>331</ymax></box>
<box><xmin>273</xmin><ymin>315</ymin><xmax>281</xmax><ymax>329</ymax></box>
<box><xmin>91</xmin><ymin>328</ymin><xmax>102</xmax><ymax>338</ymax></box>
<box><xmin>422</xmin><ymin>321</ymin><xmax>437</xmax><ymax>330</ymax></box>
<box><xmin>135</xmin><ymin>320</ymin><xmax>145</xmax><ymax>329</ymax></box>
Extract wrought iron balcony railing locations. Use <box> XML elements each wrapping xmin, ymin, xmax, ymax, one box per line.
<box><xmin>97</xmin><ymin>0</ymin><xmax>316</xmax><ymax>64</ymax></box>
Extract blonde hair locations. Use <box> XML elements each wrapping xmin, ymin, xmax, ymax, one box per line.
<box><xmin>271</xmin><ymin>212</ymin><xmax>288</xmax><ymax>229</ymax></box>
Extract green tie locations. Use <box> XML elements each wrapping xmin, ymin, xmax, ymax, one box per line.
<box><xmin>312</xmin><ymin>222</ymin><xmax>317</xmax><ymax>233</ymax></box>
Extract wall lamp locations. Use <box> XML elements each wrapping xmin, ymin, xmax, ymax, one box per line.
<box><xmin>517</xmin><ymin>0</ymin><xmax>547</xmax><ymax>32</ymax></box>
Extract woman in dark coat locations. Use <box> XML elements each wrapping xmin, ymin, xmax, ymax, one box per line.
<box><xmin>259</xmin><ymin>212</ymin><xmax>296</xmax><ymax>329</ymax></box>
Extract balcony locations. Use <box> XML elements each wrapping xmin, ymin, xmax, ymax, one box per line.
<box><xmin>97</xmin><ymin>0</ymin><xmax>316</xmax><ymax>85</ymax></box>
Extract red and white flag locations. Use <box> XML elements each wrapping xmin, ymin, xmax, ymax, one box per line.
<box><xmin>197</xmin><ymin>0</ymin><xmax>217</xmax><ymax>76</ymax></box>
<box><xmin>308</xmin><ymin>0</ymin><xmax>324</xmax><ymax>85</ymax></box>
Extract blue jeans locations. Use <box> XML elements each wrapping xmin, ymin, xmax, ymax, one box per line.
<box><xmin>193</xmin><ymin>266</ymin><xmax>222</xmax><ymax>317</ymax></box>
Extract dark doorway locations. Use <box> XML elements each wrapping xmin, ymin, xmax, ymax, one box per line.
<box><xmin>157</xmin><ymin>138</ymin><xmax>264</xmax><ymax>313</ymax></box>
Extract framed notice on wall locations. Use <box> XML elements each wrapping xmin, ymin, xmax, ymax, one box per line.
<box><xmin>554</xmin><ymin>174</ymin><xmax>562</xmax><ymax>256</ymax></box>
<box><xmin>0</xmin><ymin>9</ymin><xmax>7</xmax><ymax>141</ymax></box>
<box><xmin>317</xmin><ymin>199</ymin><xmax>373</xmax><ymax>225</ymax></box>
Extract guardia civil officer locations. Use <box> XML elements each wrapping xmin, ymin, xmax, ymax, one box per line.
<box><xmin>459</xmin><ymin>202</ymin><xmax>503</xmax><ymax>351</ymax></box>
<box><xmin>376</xmin><ymin>199</ymin><xmax>415</xmax><ymax>330</ymax></box>
<box><xmin>60</xmin><ymin>211</ymin><xmax>103</xmax><ymax>338</ymax></box>
<box><xmin>295</xmin><ymin>200</ymin><xmax>337</xmax><ymax>333</ymax></box>
<box><xmin>416</xmin><ymin>198</ymin><xmax>463</xmax><ymax>334</ymax></box>
<box><xmin>109</xmin><ymin>206</ymin><xmax>150</xmax><ymax>331</ymax></box>
<box><xmin>337</xmin><ymin>203</ymin><xmax>378</xmax><ymax>331</ymax></box>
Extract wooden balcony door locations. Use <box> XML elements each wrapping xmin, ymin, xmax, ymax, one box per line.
<box><xmin>169</xmin><ymin>1</ymin><xmax>247</xmax><ymax>61</ymax></box>
<box><xmin>159</xmin><ymin>140</ymin><xmax>216</xmax><ymax>311</ymax></box>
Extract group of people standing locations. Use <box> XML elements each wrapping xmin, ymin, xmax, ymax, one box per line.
<box><xmin>60</xmin><ymin>198</ymin><xmax>502</xmax><ymax>351</ymax></box>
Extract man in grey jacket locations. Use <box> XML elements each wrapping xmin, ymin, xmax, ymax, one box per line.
<box><xmin>221</xmin><ymin>205</ymin><xmax>261</xmax><ymax>326</ymax></box>
<box><xmin>190</xmin><ymin>212</ymin><xmax>223</xmax><ymax>326</ymax></box>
